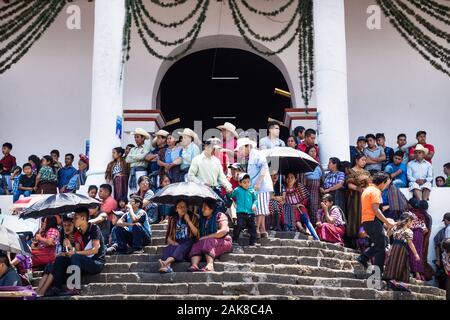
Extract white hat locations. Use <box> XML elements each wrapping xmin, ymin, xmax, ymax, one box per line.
<box><xmin>155</xmin><ymin>129</ymin><xmax>169</xmax><ymax>137</ymax></box>
<box><xmin>235</xmin><ymin>137</ymin><xmax>257</xmax><ymax>151</ymax></box>
<box><xmin>217</xmin><ymin>122</ymin><xmax>238</xmax><ymax>138</ymax></box>
<box><xmin>414</xmin><ymin>144</ymin><xmax>429</xmax><ymax>155</ymax></box>
<box><xmin>177</xmin><ymin>128</ymin><xmax>201</xmax><ymax>145</ymax></box>
<box><xmin>131</xmin><ymin>128</ymin><xmax>150</xmax><ymax>140</ymax></box>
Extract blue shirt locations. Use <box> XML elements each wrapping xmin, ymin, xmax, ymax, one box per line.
<box><xmin>230</xmin><ymin>186</ymin><xmax>257</xmax><ymax>214</ymax></box>
<box><xmin>247</xmin><ymin>149</ymin><xmax>274</xmax><ymax>194</ymax></box>
<box><xmin>148</xmin><ymin>145</ymin><xmax>167</xmax><ymax>173</ymax></box>
<box><xmin>123</xmin><ymin>209</ymin><xmax>151</xmax><ymax>238</ymax></box>
<box><xmin>57</xmin><ymin>166</ymin><xmax>77</xmax><ymax>188</ymax></box>
<box><xmin>164</xmin><ymin>146</ymin><xmax>182</xmax><ymax>164</ymax></box>
<box><xmin>181</xmin><ymin>143</ymin><xmax>201</xmax><ymax>171</ymax></box>
<box><xmin>304</xmin><ymin>165</ymin><xmax>323</xmax><ymax>180</ymax></box>
<box><xmin>385</xmin><ymin>162</ymin><xmax>407</xmax><ymax>186</ymax></box>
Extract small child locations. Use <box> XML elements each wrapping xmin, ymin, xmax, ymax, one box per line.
<box><xmin>157</xmin><ymin>174</ymin><xmax>172</xmax><ymax>223</ymax></box>
<box><xmin>14</xmin><ymin>163</ymin><xmax>36</xmax><ymax>202</ymax></box>
<box><xmin>10</xmin><ymin>165</ymin><xmax>22</xmax><ymax>198</ymax></box>
<box><xmin>1</xmin><ymin>142</ymin><xmax>17</xmax><ymax>192</ymax></box>
<box><xmin>34</xmin><ymin>155</ymin><xmax>58</xmax><ymax>194</ymax></box>
<box><xmin>384</xmin><ymin>212</ymin><xmax>420</xmax><ymax>283</ymax></box>
<box><xmin>229</xmin><ymin>173</ymin><xmax>257</xmax><ymax>246</ymax></box>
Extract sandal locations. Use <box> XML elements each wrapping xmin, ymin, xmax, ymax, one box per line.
<box><xmin>159</xmin><ymin>266</ymin><xmax>173</xmax><ymax>273</ymax></box>
<box><xmin>201</xmin><ymin>266</ymin><xmax>214</xmax><ymax>272</ymax></box>
<box><xmin>188</xmin><ymin>265</ymin><xmax>200</xmax><ymax>272</ymax></box>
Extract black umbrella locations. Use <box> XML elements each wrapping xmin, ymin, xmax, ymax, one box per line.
<box><xmin>151</xmin><ymin>182</ymin><xmax>221</xmax><ymax>206</ymax></box>
<box><xmin>19</xmin><ymin>193</ymin><xmax>101</xmax><ymax>220</ymax></box>
<box><xmin>260</xmin><ymin>147</ymin><xmax>320</xmax><ymax>194</ymax></box>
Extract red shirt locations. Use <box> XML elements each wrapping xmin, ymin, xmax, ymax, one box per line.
<box><xmin>101</xmin><ymin>196</ymin><xmax>118</xmax><ymax>221</ymax></box>
<box><xmin>0</xmin><ymin>154</ymin><xmax>16</xmax><ymax>172</ymax></box>
<box><xmin>409</xmin><ymin>143</ymin><xmax>435</xmax><ymax>164</ymax></box>
<box><xmin>298</xmin><ymin>142</ymin><xmax>319</xmax><ymax>161</ymax></box>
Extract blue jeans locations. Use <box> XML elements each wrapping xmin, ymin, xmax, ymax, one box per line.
<box><xmin>113</xmin><ymin>225</ymin><xmax>151</xmax><ymax>253</ymax></box>
<box><xmin>52</xmin><ymin>254</ymin><xmax>104</xmax><ymax>289</ymax></box>
<box><xmin>13</xmin><ymin>190</ymin><xmax>31</xmax><ymax>202</ymax></box>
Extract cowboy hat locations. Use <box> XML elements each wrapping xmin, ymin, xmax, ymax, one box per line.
<box><xmin>235</xmin><ymin>137</ymin><xmax>257</xmax><ymax>151</ymax></box>
<box><xmin>131</xmin><ymin>128</ymin><xmax>150</xmax><ymax>140</ymax></box>
<box><xmin>414</xmin><ymin>144</ymin><xmax>429</xmax><ymax>155</ymax></box>
<box><xmin>152</xmin><ymin>130</ymin><xmax>170</xmax><ymax>147</ymax></box>
<box><xmin>217</xmin><ymin>122</ymin><xmax>238</xmax><ymax>138</ymax></box>
<box><xmin>177</xmin><ymin>128</ymin><xmax>201</xmax><ymax>145</ymax></box>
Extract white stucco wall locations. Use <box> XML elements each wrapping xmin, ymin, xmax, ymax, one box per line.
<box><xmin>0</xmin><ymin>0</ymin><xmax>449</xmax><ymax>173</ymax></box>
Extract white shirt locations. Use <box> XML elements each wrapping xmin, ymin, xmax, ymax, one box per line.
<box><xmin>407</xmin><ymin>159</ymin><xmax>433</xmax><ymax>183</ymax></box>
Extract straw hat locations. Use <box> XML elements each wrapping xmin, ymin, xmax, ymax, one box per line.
<box><xmin>177</xmin><ymin>128</ymin><xmax>201</xmax><ymax>145</ymax></box>
<box><xmin>217</xmin><ymin>122</ymin><xmax>238</xmax><ymax>138</ymax></box>
<box><xmin>131</xmin><ymin>128</ymin><xmax>150</xmax><ymax>140</ymax></box>
<box><xmin>151</xmin><ymin>130</ymin><xmax>170</xmax><ymax>147</ymax></box>
<box><xmin>235</xmin><ymin>137</ymin><xmax>257</xmax><ymax>151</ymax></box>
<box><xmin>414</xmin><ymin>144</ymin><xmax>429</xmax><ymax>155</ymax></box>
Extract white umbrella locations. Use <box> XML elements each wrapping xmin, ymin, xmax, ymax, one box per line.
<box><xmin>0</xmin><ymin>214</ymin><xmax>40</xmax><ymax>235</ymax></box>
<box><xmin>0</xmin><ymin>225</ymin><xmax>28</xmax><ymax>256</ymax></box>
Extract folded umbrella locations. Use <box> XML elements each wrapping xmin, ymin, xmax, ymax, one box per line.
<box><xmin>19</xmin><ymin>193</ymin><xmax>101</xmax><ymax>220</ymax></box>
<box><xmin>151</xmin><ymin>182</ymin><xmax>221</xmax><ymax>206</ymax></box>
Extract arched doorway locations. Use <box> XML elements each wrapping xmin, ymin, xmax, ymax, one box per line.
<box><xmin>157</xmin><ymin>48</ymin><xmax>292</xmax><ymax>139</ymax></box>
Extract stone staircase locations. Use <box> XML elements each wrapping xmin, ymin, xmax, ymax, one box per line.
<box><xmin>35</xmin><ymin>223</ymin><xmax>446</xmax><ymax>300</ymax></box>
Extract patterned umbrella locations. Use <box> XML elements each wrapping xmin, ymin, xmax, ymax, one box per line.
<box><xmin>151</xmin><ymin>182</ymin><xmax>221</xmax><ymax>206</ymax></box>
<box><xmin>19</xmin><ymin>193</ymin><xmax>100</xmax><ymax>220</ymax></box>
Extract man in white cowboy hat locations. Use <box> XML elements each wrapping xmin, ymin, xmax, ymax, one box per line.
<box><xmin>259</xmin><ymin>120</ymin><xmax>286</xmax><ymax>150</ymax></box>
<box><xmin>217</xmin><ymin>122</ymin><xmax>239</xmax><ymax>173</ymax></box>
<box><xmin>407</xmin><ymin>144</ymin><xmax>433</xmax><ymax>201</ymax></box>
<box><xmin>188</xmin><ymin>138</ymin><xmax>232</xmax><ymax>193</ymax></box>
<box><xmin>145</xmin><ymin>129</ymin><xmax>169</xmax><ymax>187</ymax></box>
<box><xmin>235</xmin><ymin>137</ymin><xmax>273</xmax><ymax>239</ymax></box>
<box><xmin>177</xmin><ymin>128</ymin><xmax>201</xmax><ymax>181</ymax></box>
<box><xmin>126</xmin><ymin>128</ymin><xmax>151</xmax><ymax>194</ymax></box>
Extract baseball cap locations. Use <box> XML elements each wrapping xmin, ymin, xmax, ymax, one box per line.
<box><xmin>357</xmin><ymin>136</ymin><xmax>366</xmax><ymax>142</ymax></box>
<box><xmin>238</xmin><ymin>173</ymin><xmax>250</xmax><ymax>182</ymax></box>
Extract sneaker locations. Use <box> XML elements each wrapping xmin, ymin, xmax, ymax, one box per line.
<box><xmin>133</xmin><ymin>249</ymin><xmax>145</xmax><ymax>254</ymax></box>
<box><xmin>106</xmin><ymin>245</ymin><xmax>117</xmax><ymax>255</ymax></box>
<box><xmin>356</xmin><ymin>256</ymin><xmax>368</xmax><ymax>269</ymax></box>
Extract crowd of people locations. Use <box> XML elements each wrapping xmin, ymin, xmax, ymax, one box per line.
<box><xmin>0</xmin><ymin>122</ymin><xmax>449</xmax><ymax>299</ymax></box>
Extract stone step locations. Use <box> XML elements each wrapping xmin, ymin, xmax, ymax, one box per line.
<box><xmin>79</xmin><ymin>282</ymin><xmax>444</xmax><ymax>300</ymax></box>
<box><xmin>41</xmin><ymin>294</ymin><xmax>357</xmax><ymax>301</ymax></box>
<box><xmin>100</xmin><ymin>261</ymin><xmax>368</xmax><ymax>279</ymax></box>
<box><xmin>150</xmin><ymin>224</ymin><xmax>168</xmax><ymax>231</ymax></box>
<box><xmin>103</xmin><ymin>253</ymin><xmax>361</xmax><ymax>271</ymax></box>
<box><xmin>151</xmin><ymin>230</ymin><xmax>167</xmax><ymax>238</ymax></box>
<box><xmin>78</xmin><ymin>272</ymin><xmax>446</xmax><ymax>297</ymax></box>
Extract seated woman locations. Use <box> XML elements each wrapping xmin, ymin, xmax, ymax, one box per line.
<box><xmin>321</xmin><ymin>157</ymin><xmax>346</xmax><ymax>211</ymax></box>
<box><xmin>34</xmin><ymin>156</ymin><xmax>58</xmax><ymax>194</ymax></box>
<box><xmin>188</xmin><ymin>199</ymin><xmax>232</xmax><ymax>272</ymax></box>
<box><xmin>282</xmin><ymin>172</ymin><xmax>319</xmax><ymax>240</ymax></box>
<box><xmin>36</xmin><ymin>216</ymin><xmax>82</xmax><ymax>296</ymax></box>
<box><xmin>31</xmin><ymin>216</ymin><xmax>60</xmax><ymax>270</ymax></box>
<box><xmin>315</xmin><ymin>194</ymin><xmax>346</xmax><ymax>246</ymax></box>
<box><xmin>159</xmin><ymin>200</ymin><xmax>199</xmax><ymax>273</ymax></box>
<box><xmin>268</xmin><ymin>173</ymin><xmax>284</xmax><ymax>231</ymax></box>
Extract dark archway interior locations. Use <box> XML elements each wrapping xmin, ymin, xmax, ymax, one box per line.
<box><xmin>158</xmin><ymin>48</ymin><xmax>292</xmax><ymax>139</ymax></box>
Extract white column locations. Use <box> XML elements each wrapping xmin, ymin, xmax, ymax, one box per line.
<box><xmin>85</xmin><ymin>0</ymin><xmax>126</xmax><ymax>188</ymax></box>
<box><xmin>313</xmin><ymin>0</ymin><xmax>350</xmax><ymax>165</ymax></box>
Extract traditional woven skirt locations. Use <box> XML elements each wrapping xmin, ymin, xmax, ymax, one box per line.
<box><xmin>189</xmin><ymin>235</ymin><xmax>233</xmax><ymax>259</ymax></box>
<box><xmin>346</xmin><ymin>191</ymin><xmax>362</xmax><ymax>238</ymax></box>
<box><xmin>316</xmin><ymin>223</ymin><xmax>346</xmax><ymax>246</ymax></box>
<box><xmin>305</xmin><ymin>179</ymin><xmax>320</xmax><ymax>226</ymax></box>
<box><xmin>113</xmin><ymin>175</ymin><xmax>128</xmax><ymax>202</ymax></box>
<box><xmin>384</xmin><ymin>240</ymin><xmax>410</xmax><ymax>283</ymax></box>
<box><xmin>162</xmin><ymin>238</ymin><xmax>194</xmax><ymax>262</ymax></box>
<box><xmin>282</xmin><ymin>204</ymin><xmax>300</xmax><ymax>231</ymax></box>
<box><xmin>409</xmin><ymin>228</ymin><xmax>425</xmax><ymax>274</ymax></box>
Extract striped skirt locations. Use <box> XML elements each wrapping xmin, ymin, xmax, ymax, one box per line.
<box><xmin>282</xmin><ymin>204</ymin><xmax>300</xmax><ymax>231</ymax></box>
<box><xmin>256</xmin><ymin>192</ymin><xmax>271</xmax><ymax>216</ymax></box>
<box><xmin>113</xmin><ymin>175</ymin><xmax>128</xmax><ymax>202</ymax></box>
<box><xmin>384</xmin><ymin>240</ymin><xmax>410</xmax><ymax>283</ymax></box>
<box><xmin>305</xmin><ymin>179</ymin><xmax>320</xmax><ymax>226</ymax></box>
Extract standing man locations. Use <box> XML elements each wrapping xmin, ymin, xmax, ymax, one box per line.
<box><xmin>259</xmin><ymin>121</ymin><xmax>285</xmax><ymax>150</ymax></box>
<box><xmin>217</xmin><ymin>122</ymin><xmax>239</xmax><ymax>174</ymax></box>
<box><xmin>394</xmin><ymin>133</ymin><xmax>412</xmax><ymax>165</ymax></box>
<box><xmin>409</xmin><ymin>131</ymin><xmax>435</xmax><ymax>164</ymax></box>
<box><xmin>146</xmin><ymin>130</ymin><xmax>169</xmax><ymax>188</ymax></box>
<box><xmin>298</xmin><ymin>129</ymin><xmax>319</xmax><ymax>161</ymax></box>
<box><xmin>363</xmin><ymin>134</ymin><xmax>386</xmax><ymax>175</ymax></box>
<box><xmin>188</xmin><ymin>138</ymin><xmax>233</xmax><ymax>196</ymax></box>
<box><xmin>58</xmin><ymin>153</ymin><xmax>77</xmax><ymax>192</ymax></box>
<box><xmin>357</xmin><ymin>172</ymin><xmax>395</xmax><ymax>273</ymax></box>
<box><xmin>407</xmin><ymin>145</ymin><xmax>433</xmax><ymax>201</ymax></box>
<box><xmin>293</xmin><ymin>126</ymin><xmax>305</xmax><ymax>146</ymax></box>
<box><xmin>178</xmin><ymin>128</ymin><xmax>201</xmax><ymax>180</ymax></box>
<box><xmin>236</xmin><ymin>137</ymin><xmax>274</xmax><ymax>239</ymax></box>
<box><xmin>350</xmin><ymin>136</ymin><xmax>366</xmax><ymax>167</ymax></box>
<box><xmin>126</xmin><ymin>128</ymin><xmax>151</xmax><ymax>194</ymax></box>
<box><xmin>375</xmin><ymin>133</ymin><xmax>394</xmax><ymax>170</ymax></box>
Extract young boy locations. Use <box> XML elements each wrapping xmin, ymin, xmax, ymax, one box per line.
<box><xmin>444</xmin><ymin>163</ymin><xmax>450</xmax><ymax>187</ymax></box>
<box><xmin>0</xmin><ymin>142</ymin><xmax>17</xmax><ymax>192</ymax></box>
<box><xmin>230</xmin><ymin>173</ymin><xmax>258</xmax><ymax>246</ymax></box>
<box><xmin>14</xmin><ymin>163</ymin><xmax>36</xmax><ymax>202</ymax></box>
<box><xmin>385</xmin><ymin>151</ymin><xmax>408</xmax><ymax>188</ymax></box>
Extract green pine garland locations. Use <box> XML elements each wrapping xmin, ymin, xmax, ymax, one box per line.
<box><xmin>406</xmin><ymin>0</ymin><xmax>450</xmax><ymax>25</ymax></box>
<box><xmin>377</xmin><ymin>0</ymin><xmax>450</xmax><ymax>77</ymax></box>
<box><xmin>240</xmin><ymin>0</ymin><xmax>295</xmax><ymax>17</ymax></box>
<box><xmin>149</xmin><ymin>0</ymin><xmax>189</xmax><ymax>8</ymax></box>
